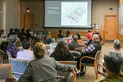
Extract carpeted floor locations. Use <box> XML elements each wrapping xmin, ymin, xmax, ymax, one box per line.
<box><xmin>77</xmin><ymin>42</ymin><xmax>113</xmax><ymax>82</ymax></box>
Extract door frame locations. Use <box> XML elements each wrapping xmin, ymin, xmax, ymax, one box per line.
<box><xmin>22</xmin><ymin>13</ymin><xmax>34</xmax><ymax>30</ymax></box>
<box><xmin>104</xmin><ymin>14</ymin><xmax>118</xmax><ymax>40</ymax></box>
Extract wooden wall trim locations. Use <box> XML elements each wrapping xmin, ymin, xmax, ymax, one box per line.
<box><xmin>118</xmin><ymin>34</ymin><xmax>123</xmax><ymax>41</ymax></box>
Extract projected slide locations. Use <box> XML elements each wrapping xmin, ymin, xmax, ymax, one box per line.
<box><xmin>61</xmin><ymin>2</ymin><xmax>88</xmax><ymax>26</ymax></box>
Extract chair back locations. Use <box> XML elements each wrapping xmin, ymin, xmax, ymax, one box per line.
<box><xmin>77</xmin><ymin>40</ymin><xmax>83</xmax><ymax>45</ymax></box>
<box><xmin>58</xmin><ymin>61</ymin><xmax>77</xmax><ymax>82</ymax></box>
<box><xmin>6</xmin><ymin>50</ymin><xmax>12</xmax><ymax>58</ymax></box>
<box><xmin>0</xmin><ymin>64</ymin><xmax>12</xmax><ymax>80</ymax></box>
<box><xmin>95</xmin><ymin>50</ymin><xmax>101</xmax><ymax>64</ymax></box>
<box><xmin>9</xmin><ymin>58</ymin><xmax>28</xmax><ymax>79</ymax></box>
<box><xmin>0</xmin><ymin>50</ymin><xmax>6</xmax><ymax>64</ymax></box>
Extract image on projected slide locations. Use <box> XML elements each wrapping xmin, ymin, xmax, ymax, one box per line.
<box><xmin>61</xmin><ymin>2</ymin><xmax>88</xmax><ymax>26</ymax></box>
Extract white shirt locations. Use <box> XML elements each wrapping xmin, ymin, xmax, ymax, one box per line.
<box><xmin>16</xmin><ymin>50</ymin><xmax>34</xmax><ymax>61</ymax></box>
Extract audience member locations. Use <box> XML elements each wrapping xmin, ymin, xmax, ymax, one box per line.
<box><xmin>69</xmin><ymin>34</ymin><xmax>82</xmax><ymax>49</ymax></box>
<box><xmin>16</xmin><ymin>41</ymin><xmax>34</xmax><ymax>61</ymax></box>
<box><xmin>76</xmin><ymin>32</ymin><xmax>81</xmax><ymax>39</ymax></box>
<box><xmin>112</xmin><ymin>39</ymin><xmax>122</xmax><ymax>52</ymax></box>
<box><xmin>20</xmin><ymin>29</ymin><xmax>26</xmax><ymax>42</ymax></box>
<box><xmin>50</xmin><ymin>41</ymin><xmax>74</xmax><ymax>61</ymax></box>
<box><xmin>44</xmin><ymin>31</ymin><xmax>53</xmax><ymax>44</ymax></box>
<box><xmin>76</xmin><ymin>34</ymin><xmax>101</xmax><ymax>75</ymax></box>
<box><xmin>66</xmin><ymin>31</ymin><xmax>71</xmax><ymax>37</ymax></box>
<box><xmin>86</xmin><ymin>30</ymin><xmax>93</xmax><ymax>40</ymax></box>
<box><xmin>25</xmin><ymin>29</ymin><xmax>31</xmax><ymax>40</ymax></box>
<box><xmin>7</xmin><ymin>28</ymin><xmax>14</xmax><ymax>37</ymax></box>
<box><xmin>94</xmin><ymin>30</ymin><xmax>102</xmax><ymax>42</ymax></box>
<box><xmin>7</xmin><ymin>35</ymin><xmax>19</xmax><ymax>58</ymax></box>
<box><xmin>58</xmin><ymin>30</ymin><xmax>64</xmax><ymax>38</ymax></box>
<box><xmin>19</xmin><ymin>42</ymin><xmax>75</xmax><ymax>82</ymax></box>
<box><xmin>100</xmin><ymin>52</ymin><xmax>123</xmax><ymax>82</ymax></box>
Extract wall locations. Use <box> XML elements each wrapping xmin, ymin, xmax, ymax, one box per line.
<box><xmin>92</xmin><ymin>0</ymin><xmax>119</xmax><ymax>29</ymax></box>
<box><xmin>6</xmin><ymin>0</ymin><xmax>20</xmax><ymax>33</ymax></box>
<box><xmin>0</xmin><ymin>0</ymin><xmax>3</xmax><ymax>29</ymax></box>
<box><xmin>21</xmin><ymin>1</ymin><xmax>44</xmax><ymax>29</ymax></box>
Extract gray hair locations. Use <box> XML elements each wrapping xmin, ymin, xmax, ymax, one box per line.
<box><xmin>113</xmin><ymin>39</ymin><xmax>121</xmax><ymax>50</ymax></box>
<box><xmin>8</xmin><ymin>35</ymin><xmax>18</xmax><ymax>43</ymax></box>
<box><xmin>72</xmin><ymin>34</ymin><xmax>78</xmax><ymax>41</ymax></box>
<box><xmin>104</xmin><ymin>52</ymin><xmax>123</xmax><ymax>73</ymax></box>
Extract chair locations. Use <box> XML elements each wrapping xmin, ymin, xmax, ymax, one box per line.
<box><xmin>6</xmin><ymin>50</ymin><xmax>12</xmax><ymax>58</ymax></box>
<box><xmin>0</xmin><ymin>50</ymin><xmax>6</xmax><ymax>64</ymax></box>
<box><xmin>57</xmin><ymin>61</ymin><xmax>77</xmax><ymax>82</ymax></box>
<box><xmin>0</xmin><ymin>64</ymin><xmax>12</xmax><ymax>80</ymax></box>
<box><xmin>79</xmin><ymin>50</ymin><xmax>101</xmax><ymax>79</ymax></box>
<box><xmin>77</xmin><ymin>40</ymin><xmax>83</xmax><ymax>45</ymax></box>
<box><xmin>9</xmin><ymin>58</ymin><xmax>28</xmax><ymax>79</ymax></box>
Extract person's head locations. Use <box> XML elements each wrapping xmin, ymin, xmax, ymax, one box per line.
<box><xmin>76</xmin><ymin>33</ymin><xmax>81</xmax><ymax>39</ymax></box>
<box><xmin>33</xmin><ymin>42</ymin><xmax>46</xmax><ymax>59</ymax></box>
<box><xmin>104</xmin><ymin>52</ymin><xmax>123</xmax><ymax>74</ymax></box>
<box><xmin>54</xmin><ymin>41</ymin><xmax>69</xmax><ymax>52</ymax></box>
<box><xmin>8</xmin><ymin>35</ymin><xmax>18</xmax><ymax>43</ymax></box>
<box><xmin>88</xmin><ymin>30</ymin><xmax>92</xmax><ymax>33</ymax></box>
<box><xmin>10</xmin><ymin>28</ymin><xmax>13</xmax><ymax>33</ymax></box>
<box><xmin>113</xmin><ymin>39</ymin><xmax>121</xmax><ymax>50</ymax></box>
<box><xmin>72</xmin><ymin>34</ymin><xmax>78</xmax><ymax>41</ymax></box>
<box><xmin>68</xmin><ymin>44</ymin><xmax>75</xmax><ymax>51</ymax></box>
<box><xmin>22</xmin><ymin>41</ymin><xmax>31</xmax><ymax>49</ymax></box>
<box><xmin>92</xmin><ymin>34</ymin><xmax>100</xmax><ymax>42</ymax></box>
<box><xmin>21</xmin><ymin>29</ymin><xmax>24</xmax><ymax>33</ymax></box>
<box><xmin>59</xmin><ymin>30</ymin><xmax>62</xmax><ymax>33</ymax></box>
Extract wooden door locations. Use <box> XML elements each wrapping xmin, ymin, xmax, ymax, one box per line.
<box><xmin>22</xmin><ymin>14</ymin><xmax>34</xmax><ymax>30</ymax></box>
<box><xmin>104</xmin><ymin>15</ymin><xmax>117</xmax><ymax>40</ymax></box>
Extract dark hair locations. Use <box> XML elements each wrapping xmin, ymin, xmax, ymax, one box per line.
<box><xmin>10</xmin><ymin>28</ymin><xmax>13</xmax><ymax>33</ymax></box>
<box><xmin>72</xmin><ymin>34</ymin><xmax>78</xmax><ymax>41</ymax></box>
<box><xmin>88</xmin><ymin>30</ymin><xmax>91</xmax><ymax>32</ymax></box>
<box><xmin>104</xmin><ymin>52</ymin><xmax>123</xmax><ymax>73</ymax></box>
<box><xmin>66</xmin><ymin>31</ymin><xmax>70</xmax><ymax>37</ymax></box>
<box><xmin>113</xmin><ymin>39</ymin><xmax>121</xmax><ymax>50</ymax></box>
<box><xmin>33</xmin><ymin>42</ymin><xmax>46</xmax><ymax>59</ymax></box>
<box><xmin>22</xmin><ymin>41</ymin><xmax>30</xmax><ymax>49</ymax></box>
<box><xmin>54</xmin><ymin>41</ymin><xmax>69</xmax><ymax>53</ymax></box>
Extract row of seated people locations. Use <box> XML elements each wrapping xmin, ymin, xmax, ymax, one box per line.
<box><xmin>17</xmin><ymin>40</ymin><xmax>123</xmax><ymax>82</ymax></box>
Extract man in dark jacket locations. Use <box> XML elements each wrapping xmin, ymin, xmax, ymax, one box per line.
<box><xmin>76</xmin><ymin>34</ymin><xmax>102</xmax><ymax>75</ymax></box>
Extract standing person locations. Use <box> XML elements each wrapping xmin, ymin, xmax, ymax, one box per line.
<box><xmin>19</xmin><ymin>42</ymin><xmax>75</xmax><ymax>82</ymax></box>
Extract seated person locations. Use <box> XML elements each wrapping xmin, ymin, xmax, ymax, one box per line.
<box><xmin>75</xmin><ymin>34</ymin><xmax>101</xmax><ymax>75</ymax></box>
<box><xmin>50</xmin><ymin>41</ymin><xmax>74</xmax><ymax>61</ymax></box>
<box><xmin>112</xmin><ymin>39</ymin><xmax>123</xmax><ymax>52</ymax></box>
<box><xmin>86</xmin><ymin>30</ymin><xmax>93</xmax><ymax>41</ymax></box>
<box><xmin>7</xmin><ymin>35</ymin><xmax>19</xmax><ymax>58</ymax></box>
<box><xmin>19</xmin><ymin>42</ymin><xmax>75</xmax><ymax>82</ymax></box>
<box><xmin>16</xmin><ymin>41</ymin><xmax>34</xmax><ymax>61</ymax></box>
<box><xmin>100</xmin><ymin>52</ymin><xmax>123</xmax><ymax>82</ymax></box>
<box><xmin>76</xmin><ymin>32</ymin><xmax>81</xmax><ymax>39</ymax></box>
<box><xmin>58</xmin><ymin>30</ymin><xmax>64</xmax><ymax>38</ymax></box>
<box><xmin>44</xmin><ymin>31</ymin><xmax>53</xmax><ymax>44</ymax></box>
<box><xmin>66</xmin><ymin>31</ymin><xmax>71</xmax><ymax>38</ymax></box>
<box><xmin>94</xmin><ymin>30</ymin><xmax>102</xmax><ymax>42</ymax></box>
<box><xmin>68</xmin><ymin>34</ymin><xmax>82</xmax><ymax>49</ymax></box>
